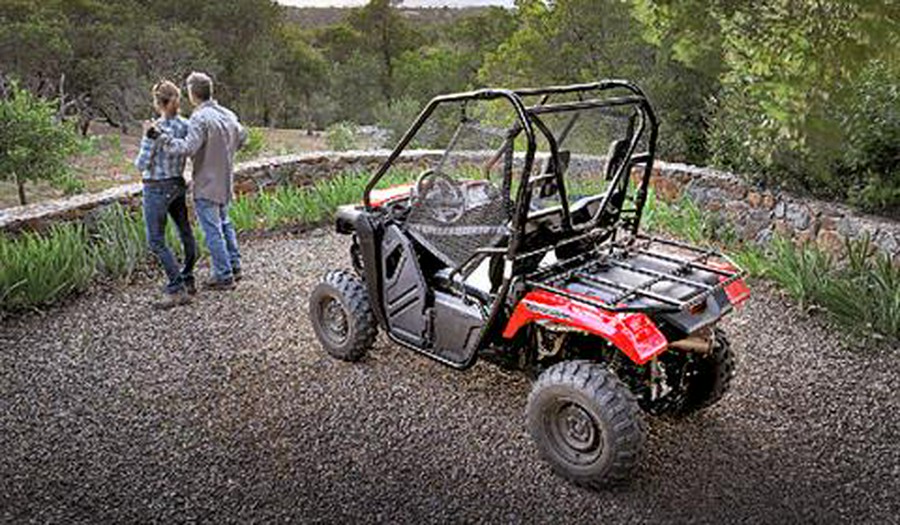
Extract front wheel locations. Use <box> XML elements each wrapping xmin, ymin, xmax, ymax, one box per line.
<box><xmin>309</xmin><ymin>269</ymin><xmax>377</xmax><ymax>362</ymax></box>
<box><xmin>526</xmin><ymin>361</ymin><xmax>647</xmax><ymax>489</ymax></box>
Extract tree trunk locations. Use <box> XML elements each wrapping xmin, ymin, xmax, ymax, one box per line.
<box><xmin>14</xmin><ymin>173</ymin><xmax>26</xmax><ymax>206</ymax></box>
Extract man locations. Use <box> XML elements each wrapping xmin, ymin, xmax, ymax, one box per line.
<box><xmin>136</xmin><ymin>80</ymin><xmax>196</xmax><ymax>309</ymax></box>
<box><xmin>155</xmin><ymin>72</ymin><xmax>247</xmax><ymax>290</ymax></box>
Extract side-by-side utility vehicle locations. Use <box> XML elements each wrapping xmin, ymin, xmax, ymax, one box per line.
<box><xmin>309</xmin><ymin>80</ymin><xmax>750</xmax><ymax>489</ymax></box>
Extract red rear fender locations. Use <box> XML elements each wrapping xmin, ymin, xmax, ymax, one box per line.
<box><xmin>502</xmin><ymin>290</ymin><xmax>668</xmax><ymax>365</ymax></box>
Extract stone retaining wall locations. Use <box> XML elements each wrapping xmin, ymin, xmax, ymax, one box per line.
<box><xmin>1</xmin><ymin>150</ymin><xmax>897</xmax><ymax>262</ymax></box>
<box><xmin>646</xmin><ymin>162</ymin><xmax>900</xmax><ymax>261</ymax></box>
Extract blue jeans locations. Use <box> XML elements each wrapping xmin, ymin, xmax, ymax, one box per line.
<box><xmin>142</xmin><ymin>179</ymin><xmax>197</xmax><ymax>293</ymax></box>
<box><xmin>195</xmin><ymin>198</ymin><xmax>241</xmax><ymax>281</ymax></box>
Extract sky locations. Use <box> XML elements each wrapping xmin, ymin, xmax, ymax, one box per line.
<box><xmin>275</xmin><ymin>0</ymin><xmax>515</xmax><ymax>7</ymax></box>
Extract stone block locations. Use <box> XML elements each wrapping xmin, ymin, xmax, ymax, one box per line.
<box><xmin>773</xmin><ymin>201</ymin><xmax>785</xmax><ymax>219</ymax></box>
<box><xmin>747</xmin><ymin>191</ymin><xmax>762</xmax><ymax>208</ymax></box>
<box><xmin>785</xmin><ymin>202</ymin><xmax>811</xmax><ymax>230</ymax></box>
<box><xmin>817</xmin><ymin>228</ymin><xmax>846</xmax><ymax>256</ymax></box>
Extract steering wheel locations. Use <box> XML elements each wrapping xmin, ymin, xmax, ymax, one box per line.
<box><xmin>413</xmin><ymin>170</ymin><xmax>466</xmax><ymax>224</ymax></box>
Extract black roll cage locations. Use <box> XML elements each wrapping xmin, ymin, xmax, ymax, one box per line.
<box><xmin>357</xmin><ymin>80</ymin><xmax>692</xmax><ymax>369</ymax></box>
<box><xmin>364</xmin><ymin>79</ymin><xmax>659</xmax><ymax>269</ymax></box>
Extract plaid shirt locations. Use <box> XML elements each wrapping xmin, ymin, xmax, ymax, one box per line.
<box><xmin>134</xmin><ymin>115</ymin><xmax>190</xmax><ymax>181</ymax></box>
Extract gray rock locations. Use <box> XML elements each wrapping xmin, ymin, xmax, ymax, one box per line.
<box><xmin>785</xmin><ymin>203</ymin><xmax>811</xmax><ymax>230</ymax></box>
<box><xmin>773</xmin><ymin>201</ymin><xmax>786</xmax><ymax>219</ymax></box>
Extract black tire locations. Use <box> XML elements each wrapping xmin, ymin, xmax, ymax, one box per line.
<box><xmin>526</xmin><ymin>360</ymin><xmax>647</xmax><ymax>489</ymax></box>
<box><xmin>683</xmin><ymin>328</ymin><xmax>734</xmax><ymax>412</ymax></box>
<box><xmin>309</xmin><ymin>269</ymin><xmax>377</xmax><ymax>362</ymax></box>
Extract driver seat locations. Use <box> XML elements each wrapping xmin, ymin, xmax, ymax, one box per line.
<box><xmin>405</xmin><ymin>172</ymin><xmax>510</xmax><ymax>301</ymax></box>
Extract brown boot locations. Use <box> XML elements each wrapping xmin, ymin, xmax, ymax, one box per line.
<box><xmin>153</xmin><ymin>288</ymin><xmax>191</xmax><ymax>310</ymax></box>
<box><xmin>203</xmin><ymin>276</ymin><xmax>235</xmax><ymax>291</ymax></box>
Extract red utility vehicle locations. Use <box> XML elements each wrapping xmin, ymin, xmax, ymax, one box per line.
<box><xmin>309</xmin><ymin>81</ymin><xmax>750</xmax><ymax>488</ymax></box>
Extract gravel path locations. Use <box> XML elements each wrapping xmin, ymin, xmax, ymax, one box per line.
<box><xmin>2</xmin><ymin>229</ymin><xmax>899</xmax><ymax>524</ymax></box>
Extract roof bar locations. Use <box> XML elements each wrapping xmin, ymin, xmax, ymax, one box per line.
<box><xmin>527</xmin><ymin>96</ymin><xmax>646</xmax><ymax>116</ymax></box>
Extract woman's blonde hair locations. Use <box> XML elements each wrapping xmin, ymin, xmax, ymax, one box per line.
<box><xmin>152</xmin><ymin>80</ymin><xmax>181</xmax><ymax>107</ymax></box>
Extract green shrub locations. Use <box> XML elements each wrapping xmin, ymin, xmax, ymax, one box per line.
<box><xmin>645</xmin><ymin>192</ymin><xmax>900</xmax><ymax>342</ymax></box>
<box><xmin>764</xmin><ymin>236</ymin><xmax>833</xmax><ymax>308</ymax></box>
<box><xmin>0</xmin><ymin>81</ymin><xmax>81</xmax><ymax>205</ymax></box>
<box><xmin>838</xmin><ymin>61</ymin><xmax>900</xmax><ymax>214</ymax></box>
<box><xmin>372</xmin><ymin>97</ymin><xmax>423</xmax><ymax>145</ymax></box>
<box><xmin>0</xmin><ymin>224</ymin><xmax>95</xmax><ymax>310</ymax></box>
<box><xmin>325</xmin><ymin>121</ymin><xmax>359</xmax><ymax>151</ymax></box>
<box><xmin>236</xmin><ymin>127</ymin><xmax>267</xmax><ymax>162</ymax></box>
<box><xmin>91</xmin><ymin>204</ymin><xmax>150</xmax><ymax>281</ymax></box>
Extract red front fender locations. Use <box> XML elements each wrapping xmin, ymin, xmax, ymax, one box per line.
<box><xmin>502</xmin><ymin>290</ymin><xmax>668</xmax><ymax>365</ymax></box>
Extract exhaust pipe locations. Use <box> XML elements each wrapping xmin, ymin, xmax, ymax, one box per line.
<box><xmin>669</xmin><ymin>331</ymin><xmax>713</xmax><ymax>354</ymax></box>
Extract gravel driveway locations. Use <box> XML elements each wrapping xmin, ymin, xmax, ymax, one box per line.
<box><xmin>2</xmin><ymin>229</ymin><xmax>899</xmax><ymax>524</ymax></box>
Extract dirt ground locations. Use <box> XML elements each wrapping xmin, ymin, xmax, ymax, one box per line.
<box><xmin>2</xmin><ymin>229</ymin><xmax>899</xmax><ymax>524</ymax></box>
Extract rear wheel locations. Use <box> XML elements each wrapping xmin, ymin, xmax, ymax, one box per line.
<box><xmin>309</xmin><ymin>269</ymin><xmax>377</xmax><ymax>362</ymax></box>
<box><xmin>683</xmin><ymin>328</ymin><xmax>734</xmax><ymax>412</ymax></box>
<box><xmin>526</xmin><ymin>360</ymin><xmax>646</xmax><ymax>489</ymax></box>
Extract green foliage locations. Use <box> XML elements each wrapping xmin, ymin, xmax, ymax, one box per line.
<box><xmin>0</xmin><ymin>81</ymin><xmax>81</xmax><ymax>205</ymax></box>
<box><xmin>230</xmin><ymin>168</ymin><xmax>413</xmax><ymax>233</ymax></box>
<box><xmin>479</xmin><ymin>0</ymin><xmax>715</xmax><ymax>164</ymax></box>
<box><xmin>372</xmin><ymin>97</ymin><xmax>422</xmax><ymax>145</ymax></box>
<box><xmin>325</xmin><ymin>122</ymin><xmax>359</xmax><ymax>151</ymax></box>
<box><xmin>236</xmin><ymin>127</ymin><xmax>266</xmax><ymax>162</ymax></box>
<box><xmin>91</xmin><ymin>204</ymin><xmax>150</xmax><ymax>281</ymax></box>
<box><xmin>645</xmin><ymin>193</ymin><xmax>900</xmax><ymax>342</ymax></box>
<box><xmin>839</xmin><ymin>61</ymin><xmax>900</xmax><ymax>214</ymax></box>
<box><xmin>3</xmin><ymin>0</ymin><xmax>898</xmax><ymax>215</ymax></box>
<box><xmin>0</xmin><ymin>224</ymin><xmax>95</xmax><ymax>310</ymax></box>
<box><xmin>686</xmin><ymin>1</ymin><xmax>900</xmax><ymax>208</ymax></box>
<box><xmin>643</xmin><ymin>192</ymin><xmax>736</xmax><ymax>245</ymax></box>
<box><xmin>0</xmin><ymin>168</ymin><xmax>418</xmax><ymax>312</ymax></box>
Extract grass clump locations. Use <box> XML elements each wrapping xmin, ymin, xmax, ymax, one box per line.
<box><xmin>644</xmin><ymin>192</ymin><xmax>900</xmax><ymax>342</ymax></box>
<box><xmin>0</xmin><ymin>224</ymin><xmax>95</xmax><ymax>310</ymax></box>
<box><xmin>1</xmin><ymin>169</ymin><xmax>387</xmax><ymax>313</ymax></box>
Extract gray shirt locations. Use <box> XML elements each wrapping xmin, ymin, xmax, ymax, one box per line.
<box><xmin>160</xmin><ymin>100</ymin><xmax>247</xmax><ymax>204</ymax></box>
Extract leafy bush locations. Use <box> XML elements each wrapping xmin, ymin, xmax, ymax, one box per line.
<box><xmin>372</xmin><ymin>97</ymin><xmax>423</xmax><ymax>145</ymax></box>
<box><xmin>325</xmin><ymin>122</ymin><xmax>359</xmax><ymax>151</ymax></box>
<box><xmin>236</xmin><ymin>127</ymin><xmax>267</xmax><ymax>162</ymax></box>
<box><xmin>838</xmin><ymin>61</ymin><xmax>900</xmax><ymax>214</ymax></box>
<box><xmin>0</xmin><ymin>81</ymin><xmax>81</xmax><ymax>205</ymax></box>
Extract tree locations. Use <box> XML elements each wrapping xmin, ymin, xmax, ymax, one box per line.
<box><xmin>349</xmin><ymin>0</ymin><xmax>421</xmax><ymax>106</ymax></box>
<box><xmin>276</xmin><ymin>25</ymin><xmax>329</xmax><ymax>132</ymax></box>
<box><xmin>480</xmin><ymin>0</ymin><xmax>714</xmax><ymax>162</ymax></box>
<box><xmin>0</xmin><ymin>81</ymin><xmax>80</xmax><ymax>205</ymax></box>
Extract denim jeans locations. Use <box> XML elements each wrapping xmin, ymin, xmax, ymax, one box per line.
<box><xmin>142</xmin><ymin>179</ymin><xmax>197</xmax><ymax>293</ymax></box>
<box><xmin>194</xmin><ymin>198</ymin><xmax>241</xmax><ymax>281</ymax></box>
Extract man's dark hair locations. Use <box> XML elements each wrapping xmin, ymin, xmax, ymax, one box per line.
<box><xmin>186</xmin><ymin>71</ymin><xmax>213</xmax><ymax>101</ymax></box>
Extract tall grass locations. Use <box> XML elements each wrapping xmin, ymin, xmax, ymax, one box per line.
<box><xmin>645</xmin><ymin>192</ymin><xmax>900</xmax><ymax>342</ymax></box>
<box><xmin>0</xmin><ymin>224</ymin><xmax>95</xmax><ymax>310</ymax></box>
<box><xmin>92</xmin><ymin>204</ymin><xmax>149</xmax><ymax>280</ymax></box>
<box><xmin>230</xmin><ymin>168</ymin><xmax>413</xmax><ymax>233</ymax></box>
<box><xmin>4</xmin><ymin>168</ymin><xmax>899</xmax><ymax>344</ymax></box>
<box><xmin>1</xmin><ymin>169</ymin><xmax>385</xmax><ymax>313</ymax></box>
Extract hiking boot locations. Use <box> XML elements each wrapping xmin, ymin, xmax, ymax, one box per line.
<box><xmin>233</xmin><ymin>267</ymin><xmax>243</xmax><ymax>282</ymax></box>
<box><xmin>204</xmin><ymin>276</ymin><xmax>235</xmax><ymax>291</ymax></box>
<box><xmin>153</xmin><ymin>288</ymin><xmax>191</xmax><ymax>310</ymax></box>
<box><xmin>183</xmin><ymin>276</ymin><xmax>197</xmax><ymax>296</ymax></box>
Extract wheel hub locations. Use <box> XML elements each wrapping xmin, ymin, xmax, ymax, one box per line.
<box><xmin>320</xmin><ymin>297</ymin><xmax>348</xmax><ymax>344</ymax></box>
<box><xmin>558</xmin><ymin>404</ymin><xmax>598</xmax><ymax>452</ymax></box>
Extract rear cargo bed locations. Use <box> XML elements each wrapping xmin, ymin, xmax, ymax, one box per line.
<box><xmin>525</xmin><ymin>235</ymin><xmax>745</xmax><ymax>314</ymax></box>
